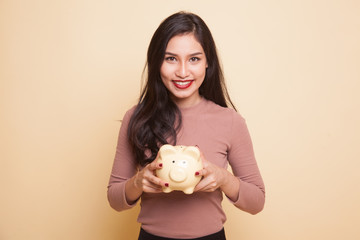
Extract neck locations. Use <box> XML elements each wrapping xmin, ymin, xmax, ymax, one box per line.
<box><xmin>172</xmin><ymin>94</ymin><xmax>202</xmax><ymax>108</ymax></box>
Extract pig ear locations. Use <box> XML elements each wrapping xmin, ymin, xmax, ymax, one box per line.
<box><xmin>159</xmin><ymin>144</ymin><xmax>176</xmax><ymax>158</ymax></box>
<box><xmin>183</xmin><ymin>146</ymin><xmax>201</xmax><ymax>160</ymax></box>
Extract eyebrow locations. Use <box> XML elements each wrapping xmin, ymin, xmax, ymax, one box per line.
<box><xmin>164</xmin><ymin>51</ymin><xmax>204</xmax><ymax>56</ymax></box>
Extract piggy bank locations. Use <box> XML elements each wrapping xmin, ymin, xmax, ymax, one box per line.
<box><xmin>156</xmin><ymin>144</ymin><xmax>203</xmax><ymax>194</ymax></box>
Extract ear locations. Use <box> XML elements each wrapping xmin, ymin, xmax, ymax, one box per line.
<box><xmin>183</xmin><ymin>146</ymin><xmax>201</xmax><ymax>161</ymax></box>
<box><xmin>159</xmin><ymin>144</ymin><xmax>177</xmax><ymax>158</ymax></box>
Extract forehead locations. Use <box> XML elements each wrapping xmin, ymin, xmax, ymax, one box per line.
<box><xmin>165</xmin><ymin>33</ymin><xmax>204</xmax><ymax>54</ymax></box>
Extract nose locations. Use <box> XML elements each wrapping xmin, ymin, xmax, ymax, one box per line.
<box><xmin>175</xmin><ymin>62</ymin><xmax>189</xmax><ymax>79</ymax></box>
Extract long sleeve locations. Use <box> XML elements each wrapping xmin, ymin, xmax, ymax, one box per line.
<box><xmin>107</xmin><ymin>108</ymin><xmax>138</xmax><ymax>211</ymax></box>
<box><xmin>227</xmin><ymin>112</ymin><xmax>265</xmax><ymax>214</ymax></box>
<box><xmin>106</xmin><ymin>99</ymin><xmax>265</xmax><ymax>238</ymax></box>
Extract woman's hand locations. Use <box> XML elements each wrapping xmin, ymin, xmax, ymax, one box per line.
<box><xmin>194</xmin><ymin>151</ymin><xmax>240</xmax><ymax>202</ymax></box>
<box><xmin>193</xmin><ymin>152</ymin><xmax>228</xmax><ymax>192</ymax></box>
<box><xmin>134</xmin><ymin>160</ymin><xmax>169</xmax><ymax>193</ymax></box>
<box><xmin>125</xmin><ymin>155</ymin><xmax>168</xmax><ymax>204</ymax></box>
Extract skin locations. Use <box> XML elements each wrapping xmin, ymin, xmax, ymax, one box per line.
<box><xmin>125</xmin><ymin>33</ymin><xmax>240</xmax><ymax>204</ymax></box>
<box><xmin>160</xmin><ymin>33</ymin><xmax>207</xmax><ymax>108</ymax></box>
<box><xmin>193</xmin><ymin>151</ymin><xmax>240</xmax><ymax>202</ymax></box>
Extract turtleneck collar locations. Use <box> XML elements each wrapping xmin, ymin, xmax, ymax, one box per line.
<box><xmin>178</xmin><ymin>97</ymin><xmax>208</xmax><ymax>115</ymax></box>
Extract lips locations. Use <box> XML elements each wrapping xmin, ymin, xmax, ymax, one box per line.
<box><xmin>172</xmin><ymin>80</ymin><xmax>193</xmax><ymax>89</ymax></box>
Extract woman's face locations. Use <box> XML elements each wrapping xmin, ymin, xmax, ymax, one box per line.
<box><xmin>160</xmin><ymin>33</ymin><xmax>208</xmax><ymax>108</ymax></box>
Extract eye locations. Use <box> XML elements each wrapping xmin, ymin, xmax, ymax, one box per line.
<box><xmin>180</xmin><ymin>160</ymin><xmax>188</xmax><ymax>167</ymax></box>
<box><xmin>172</xmin><ymin>160</ymin><xmax>175</xmax><ymax>163</ymax></box>
<box><xmin>165</xmin><ymin>56</ymin><xmax>176</xmax><ymax>62</ymax></box>
<box><xmin>190</xmin><ymin>57</ymin><xmax>200</xmax><ymax>62</ymax></box>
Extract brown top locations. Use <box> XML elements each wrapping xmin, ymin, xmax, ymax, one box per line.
<box><xmin>107</xmin><ymin>98</ymin><xmax>265</xmax><ymax>238</ymax></box>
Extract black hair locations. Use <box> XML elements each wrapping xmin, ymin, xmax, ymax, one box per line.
<box><xmin>128</xmin><ymin>11</ymin><xmax>236</xmax><ymax>166</ymax></box>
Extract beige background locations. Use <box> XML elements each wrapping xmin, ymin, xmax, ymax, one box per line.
<box><xmin>1</xmin><ymin>0</ymin><xmax>359</xmax><ymax>239</ymax></box>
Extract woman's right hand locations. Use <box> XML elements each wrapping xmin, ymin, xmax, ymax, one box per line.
<box><xmin>134</xmin><ymin>160</ymin><xmax>169</xmax><ymax>193</ymax></box>
<box><xmin>125</xmin><ymin>155</ymin><xmax>169</xmax><ymax>204</ymax></box>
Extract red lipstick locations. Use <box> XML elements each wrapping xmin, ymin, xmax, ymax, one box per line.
<box><xmin>172</xmin><ymin>80</ymin><xmax>193</xmax><ymax>89</ymax></box>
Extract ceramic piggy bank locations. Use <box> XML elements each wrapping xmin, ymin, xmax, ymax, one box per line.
<box><xmin>156</xmin><ymin>144</ymin><xmax>203</xmax><ymax>194</ymax></box>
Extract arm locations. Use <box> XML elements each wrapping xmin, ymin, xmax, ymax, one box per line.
<box><xmin>194</xmin><ymin>112</ymin><xmax>265</xmax><ymax>215</ymax></box>
<box><xmin>107</xmin><ymin>109</ymin><xmax>138</xmax><ymax>211</ymax></box>
<box><xmin>227</xmin><ymin>113</ymin><xmax>265</xmax><ymax>214</ymax></box>
<box><xmin>107</xmin><ymin>109</ymin><xmax>168</xmax><ymax>211</ymax></box>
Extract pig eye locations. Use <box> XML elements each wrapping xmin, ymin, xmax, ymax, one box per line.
<box><xmin>180</xmin><ymin>160</ymin><xmax>188</xmax><ymax>167</ymax></box>
<box><xmin>172</xmin><ymin>160</ymin><xmax>175</xmax><ymax>163</ymax></box>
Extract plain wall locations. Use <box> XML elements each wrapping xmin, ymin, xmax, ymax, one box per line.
<box><xmin>1</xmin><ymin>0</ymin><xmax>359</xmax><ymax>239</ymax></box>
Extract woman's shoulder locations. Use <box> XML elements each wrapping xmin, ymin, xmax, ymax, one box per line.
<box><xmin>121</xmin><ymin>104</ymin><xmax>138</xmax><ymax>124</ymax></box>
<box><xmin>205</xmin><ymin>99</ymin><xmax>244</xmax><ymax>120</ymax></box>
<box><xmin>201</xmin><ymin>100</ymin><xmax>246</xmax><ymax>134</ymax></box>
<box><xmin>125</xmin><ymin>104</ymin><xmax>137</xmax><ymax>115</ymax></box>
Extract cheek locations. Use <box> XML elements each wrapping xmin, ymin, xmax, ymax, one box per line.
<box><xmin>160</xmin><ymin>64</ymin><xmax>173</xmax><ymax>80</ymax></box>
<box><xmin>195</xmin><ymin>63</ymin><xmax>207</xmax><ymax>76</ymax></box>
<box><xmin>194</xmin><ymin>68</ymin><xmax>207</xmax><ymax>80</ymax></box>
<box><xmin>159</xmin><ymin>65</ymin><xmax>166</xmax><ymax>78</ymax></box>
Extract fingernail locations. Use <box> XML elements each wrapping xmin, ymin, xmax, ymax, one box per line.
<box><xmin>159</xmin><ymin>163</ymin><xmax>163</xmax><ymax>167</ymax></box>
<box><xmin>195</xmin><ymin>171</ymin><xmax>200</xmax><ymax>176</ymax></box>
<box><xmin>165</xmin><ymin>183</ymin><xmax>169</xmax><ymax>187</ymax></box>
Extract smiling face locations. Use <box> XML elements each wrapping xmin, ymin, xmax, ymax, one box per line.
<box><xmin>160</xmin><ymin>33</ymin><xmax>208</xmax><ymax>108</ymax></box>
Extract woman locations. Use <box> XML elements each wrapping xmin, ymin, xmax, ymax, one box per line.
<box><xmin>107</xmin><ymin>11</ymin><xmax>265</xmax><ymax>240</ymax></box>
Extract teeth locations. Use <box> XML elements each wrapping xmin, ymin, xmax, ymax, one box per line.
<box><xmin>174</xmin><ymin>81</ymin><xmax>191</xmax><ymax>85</ymax></box>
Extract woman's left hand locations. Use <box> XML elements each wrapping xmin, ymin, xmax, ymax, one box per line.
<box><xmin>193</xmin><ymin>152</ymin><xmax>229</xmax><ymax>192</ymax></box>
<box><xmin>193</xmin><ymin>150</ymin><xmax>241</xmax><ymax>202</ymax></box>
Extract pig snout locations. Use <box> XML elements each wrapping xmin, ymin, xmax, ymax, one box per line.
<box><xmin>169</xmin><ymin>168</ymin><xmax>187</xmax><ymax>183</ymax></box>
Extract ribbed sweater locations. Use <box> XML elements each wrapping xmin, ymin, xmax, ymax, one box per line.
<box><xmin>107</xmin><ymin>98</ymin><xmax>265</xmax><ymax>239</ymax></box>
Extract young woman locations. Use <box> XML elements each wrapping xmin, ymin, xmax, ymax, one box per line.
<box><xmin>107</xmin><ymin>12</ymin><xmax>265</xmax><ymax>240</ymax></box>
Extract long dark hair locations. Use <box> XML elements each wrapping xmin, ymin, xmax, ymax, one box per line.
<box><xmin>128</xmin><ymin>11</ymin><xmax>236</xmax><ymax>166</ymax></box>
